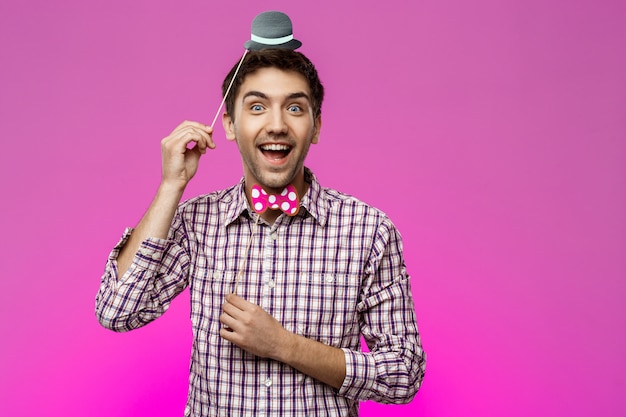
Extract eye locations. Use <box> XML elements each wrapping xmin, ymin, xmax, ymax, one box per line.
<box><xmin>287</xmin><ymin>105</ymin><xmax>302</xmax><ymax>113</ymax></box>
<box><xmin>250</xmin><ymin>104</ymin><xmax>264</xmax><ymax>112</ymax></box>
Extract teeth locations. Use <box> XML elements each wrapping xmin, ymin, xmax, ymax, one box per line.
<box><xmin>261</xmin><ymin>144</ymin><xmax>290</xmax><ymax>151</ymax></box>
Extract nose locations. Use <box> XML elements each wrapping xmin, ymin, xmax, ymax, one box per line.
<box><xmin>265</xmin><ymin>108</ymin><xmax>288</xmax><ymax>135</ymax></box>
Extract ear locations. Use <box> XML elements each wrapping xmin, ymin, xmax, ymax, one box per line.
<box><xmin>311</xmin><ymin>116</ymin><xmax>322</xmax><ymax>144</ymax></box>
<box><xmin>222</xmin><ymin>112</ymin><xmax>236</xmax><ymax>141</ymax></box>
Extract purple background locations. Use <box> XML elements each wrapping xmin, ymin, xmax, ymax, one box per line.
<box><xmin>1</xmin><ymin>1</ymin><xmax>625</xmax><ymax>416</ymax></box>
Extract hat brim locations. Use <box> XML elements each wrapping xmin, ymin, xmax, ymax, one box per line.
<box><xmin>244</xmin><ymin>38</ymin><xmax>302</xmax><ymax>51</ymax></box>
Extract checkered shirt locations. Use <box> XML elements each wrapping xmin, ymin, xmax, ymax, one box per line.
<box><xmin>96</xmin><ymin>169</ymin><xmax>426</xmax><ymax>416</ymax></box>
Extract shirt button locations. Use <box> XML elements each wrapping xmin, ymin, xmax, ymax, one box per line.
<box><xmin>151</xmin><ymin>252</ymin><xmax>160</xmax><ymax>260</ymax></box>
<box><xmin>267</xmin><ymin>280</ymin><xmax>276</xmax><ymax>289</ymax></box>
<box><xmin>264</xmin><ymin>378</ymin><xmax>272</xmax><ymax>387</ymax></box>
<box><xmin>270</xmin><ymin>232</ymin><xmax>278</xmax><ymax>241</ymax></box>
<box><xmin>325</xmin><ymin>275</ymin><xmax>335</xmax><ymax>283</ymax></box>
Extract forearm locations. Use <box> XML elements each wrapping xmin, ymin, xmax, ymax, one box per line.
<box><xmin>219</xmin><ymin>294</ymin><xmax>347</xmax><ymax>389</ymax></box>
<box><xmin>280</xmin><ymin>329</ymin><xmax>424</xmax><ymax>402</ymax></box>
<box><xmin>96</xmin><ymin>227</ymin><xmax>190</xmax><ymax>332</ymax></box>
<box><xmin>339</xmin><ymin>274</ymin><xmax>426</xmax><ymax>403</ymax></box>
<box><xmin>279</xmin><ymin>332</ymin><xmax>346</xmax><ymax>390</ymax></box>
<box><xmin>117</xmin><ymin>182</ymin><xmax>184</xmax><ymax>277</ymax></box>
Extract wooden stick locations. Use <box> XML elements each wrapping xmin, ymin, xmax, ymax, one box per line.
<box><xmin>210</xmin><ymin>49</ymin><xmax>248</xmax><ymax>128</ymax></box>
<box><xmin>232</xmin><ymin>213</ymin><xmax>260</xmax><ymax>295</ymax></box>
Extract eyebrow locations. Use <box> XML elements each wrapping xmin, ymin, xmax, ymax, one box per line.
<box><xmin>242</xmin><ymin>91</ymin><xmax>268</xmax><ymax>101</ymax></box>
<box><xmin>242</xmin><ymin>91</ymin><xmax>311</xmax><ymax>102</ymax></box>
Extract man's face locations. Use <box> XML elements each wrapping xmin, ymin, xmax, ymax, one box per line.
<box><xmin>223</xmin><ymin>67</ymin><xmax>320</xmax><ymax>193</ymax></box>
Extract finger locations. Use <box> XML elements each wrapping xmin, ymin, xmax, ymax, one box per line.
<box><xmin>222</xmin><ymin>299</ymin><xmax>245</xmax><ymax>320</ymax></box>
<box><xmin>171</xmin><ymin>120</ymin><xmax>212</xmax><ymax>136</ymax></box>
<box><xmin>166</xmin><ymin>129</ymin><xmax>208</xmax><ymax>154</ymax></box>
<box><xmin>162</xmin><ymin>126</ymin><xmax>192</xmax><ymax>149</ymax></box>
<box><xmin>179</xmin><ymin>120</ymin><xmax>213</xmax><ymax>132</ymax></box>
<box><xmin>185</xmin><ymin>128</ymin><xmax>215</xmax><ymax>153</ymax></box>
<box><xmin>220</xmin><ymin>325</ymin><xmax>239</xmax><ymax>341</ymax></box>
<box><xmin>165</xmin><ymin>123</ymin><xmax>213</xmax><ymax>147</ymax></box>
<box><xmin>205</xmin><ymin>128</ymin><xmax>216</xmax><ymax>149</ymax></box>
<box><xmin>191</xmin><ymin>125</ymin><xmax>215</xmax><ymax>150</ymax></box>
<box><xmin>184</xmin><ymin>145</ymin><xmax>203</xmax><ymax>164</ymax></box>
<box><xmin>198</xmin><ymin>126</ymin><xmax>216</xmax><ymax>151</ymax></box>
<box><xmin>225</xmin><ymin>293</ymin><xmax>252</xmax><ymax>310</ymax></box>
<box><xmin>177</xmin><ymin>122</ymin><xmax>214</xmax><ymax>149</ymax></box>
<box><xmin>219</xmin><ymin>311</ymin><xmax>238</xmax><ymax>330</ymax></box>
<box><xmin>163</xmin><ymin>123</ymin><xmax>191</xmax><ymax>144</ymax></box>
<box><xmin>188</xmin><ymin>134</ymin><xmax>207</xmax><ymax>154</ymax></box>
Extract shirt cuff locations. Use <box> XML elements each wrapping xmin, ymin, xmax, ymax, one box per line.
<box><xmin>338</xmin><ymin>348</ymin><xmax>376</xmax><ymax>400</ymax></box>
<box><xmin>106</xmin><ymin>227</ymin><xmax>134</xmax><ymax>262</ymax></box>
<box><xmin>105</xmin><ymin>227</ymin><xmax>171</xmax><ymax>285</ymax></box>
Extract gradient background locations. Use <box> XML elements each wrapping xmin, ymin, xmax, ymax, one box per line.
<box><xmin>1</xmin><ymin>0</ymin><xmax>625</xmax><ymax>416</ymax></box>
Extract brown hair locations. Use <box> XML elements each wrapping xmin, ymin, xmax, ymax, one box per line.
<box><xmin>222</xmin><ymin>49</ymin><xmax>324</xmax><ymax>121</ymax></box>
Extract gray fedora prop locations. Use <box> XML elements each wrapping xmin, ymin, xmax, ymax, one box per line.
<box><xmin>244</xmin><ymin>11</ymin><xmax>302</xmax><ymax>51</ymax></box>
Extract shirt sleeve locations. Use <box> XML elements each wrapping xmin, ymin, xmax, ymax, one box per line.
<box><xmin>338</xmin><ymin>216</ymin><xmax>426</xmax><ymax>403</ymax></box>
<box><xmin>95</xmin><ymin>211</ymin><xmax>191</xmax><ymax>332</ymax></box>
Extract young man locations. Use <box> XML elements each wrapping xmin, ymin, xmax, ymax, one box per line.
<box><xmin>96</xmin><ymin>49</ymin><xmax>425</xmax><ymax>417</ymax></box>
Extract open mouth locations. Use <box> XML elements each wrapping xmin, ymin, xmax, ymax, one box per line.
<box><xmin>259</xmin><ymin>143</ymin><xmax>292</xmax><ymax>161</ymax></box>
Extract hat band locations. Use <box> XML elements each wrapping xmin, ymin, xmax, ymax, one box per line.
<box><xmin>250</xmin><ymin>33</ymin><xmax>294</xmax><ymax>45</ymax></box>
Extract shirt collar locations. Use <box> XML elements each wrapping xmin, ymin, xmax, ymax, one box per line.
<box><xmin>223</xmin><ymin>177</ymin><xmax>251</xmax><ymax>226</ymax></box>
<box><xmin>299</xmin><ymin>167</ymin><xmax>328</xmax><ymax>226</ymax></box>
<box><xmin>223</xmin><ymin>167</ymin><xmax>328</xmax><ymax>227</ymax></box>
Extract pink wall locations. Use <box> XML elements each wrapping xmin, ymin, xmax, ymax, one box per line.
<box><xmin>1</xmin><ymin>0</ymin><xmax>624</xmax><ymax>416</ymax></box>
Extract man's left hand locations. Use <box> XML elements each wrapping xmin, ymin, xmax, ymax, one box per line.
<box><xmin>219</xmin><ymin>293</ymin><xmax>292</xmax><ymax>360</ymax></box>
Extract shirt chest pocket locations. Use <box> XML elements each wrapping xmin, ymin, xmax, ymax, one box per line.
<box><xmin>288</xmin><ymin>274</ymin><xmax>361</xmax><ymax>348</ymax></box>
<box><xmin>190</xmin><ymin>267</ymin><xmax>238</xmax><ymax>333</ymax></box>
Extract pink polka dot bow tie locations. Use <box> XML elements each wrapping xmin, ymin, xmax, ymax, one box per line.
<box><xmin>251</xmin><ymin>184</ymin><xmax>300</xmax><ymax>216</ymax></box>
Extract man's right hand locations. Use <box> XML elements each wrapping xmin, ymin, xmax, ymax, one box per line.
<box><xmin>160</xmin><ymin>121</ymin><xmax>215</xmax><ymax>190</ymax></box>
<box><xmin>116</xmin><ymin>121</ymin><xmax>215</xmax><ymax>278</ymax></box>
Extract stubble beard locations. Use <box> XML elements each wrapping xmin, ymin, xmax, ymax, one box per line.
<box><xmin>240</xmin><ymin>138</ymin><xmax>311</xmax><ymax>191</ymax></box>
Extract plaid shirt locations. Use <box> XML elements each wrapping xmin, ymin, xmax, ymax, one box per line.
<box><xmin>96</xmin><ymin>169</ymin><xmax>425</xmax><ymax>417</ymax></box>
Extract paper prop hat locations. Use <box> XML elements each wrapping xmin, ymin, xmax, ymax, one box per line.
<box><xmin>244</xmin><ymin>11</ymin><xmax>302</xmax><ymax>51</ymax></box>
